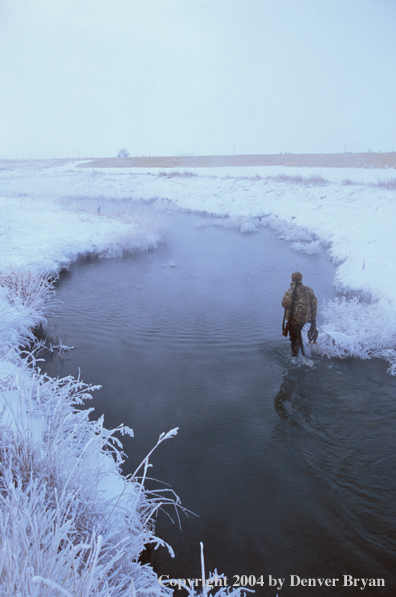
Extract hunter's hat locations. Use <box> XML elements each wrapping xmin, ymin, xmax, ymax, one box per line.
<box><xmin>291</xmin><ymin>271</ymin><xmax>303</xmax><ymax>282</ymax></box>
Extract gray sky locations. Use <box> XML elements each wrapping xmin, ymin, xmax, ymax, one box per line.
<box><xmin>1</xmin><ymin>0</ymin><xmax>395</xmax><ymax>159</ymax></box>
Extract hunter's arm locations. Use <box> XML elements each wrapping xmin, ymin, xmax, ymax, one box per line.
<box><xmin>282</xmin><ymin>290</ymin><xmax>293</xmax><ymax>310</ymax></box>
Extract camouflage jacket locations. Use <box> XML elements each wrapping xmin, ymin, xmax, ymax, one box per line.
<box><xmin>281</xmin><ymin>282</ymin><xmax>318</xmax><ymax>326</ymax></box>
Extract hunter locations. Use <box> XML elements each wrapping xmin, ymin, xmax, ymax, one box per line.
<box><xmin>282</xmin><ymin>271</ymin><xmax>318</xmax><ymax>356</ymax></box>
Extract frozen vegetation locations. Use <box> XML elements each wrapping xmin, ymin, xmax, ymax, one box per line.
<box><xmin>0</xmin><ymin>158</ymin><xmax>396</xmax><ymax>594</ymax></box>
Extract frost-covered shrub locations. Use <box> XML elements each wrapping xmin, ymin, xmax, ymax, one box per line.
<box><xmin>312</xmin><ymin>297</ymin><xmax>396</xmax><ymax>374</ymax></box>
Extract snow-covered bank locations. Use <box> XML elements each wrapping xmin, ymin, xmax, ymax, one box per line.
<box><xmin>0</xmin><ymin>194</ymin><xmax>161</xmax><ymax>274</ymax></box>
<box><xmin>2</xmin><ymin>159</ymin><xmax>395</xmax><ymax>372</ymax></box>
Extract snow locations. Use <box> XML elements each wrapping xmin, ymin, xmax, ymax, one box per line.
<box><xmin>0</xmin><ymin>157</ymin><xmax>395</xmax><ymax>594</ymax></box>
<box><xmin>0</xmin><ymin>193</ymin><xmax>162</xmax><ymax>274</ymax></box>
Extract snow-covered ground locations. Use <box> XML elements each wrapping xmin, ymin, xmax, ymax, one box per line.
<box><xmin>0</xmin><ymin>159</ymin><xmax>395</xmax><ymax>594</ymax></box>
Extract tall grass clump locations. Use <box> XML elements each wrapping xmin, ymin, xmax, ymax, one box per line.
<box><xmin>305</xmin><ymin>174</ymin><xmax>328</xmax><ymax>185</ymax></box>
<box><xmin>341</xmin><ymin>177</ymin><xmax>355</xmax><ymax>186</ymax></box>
<box><xmin>0</xmin><ymin>271</ymin><xmax>60</xmax><ymax>370</ymax></box>
<box><xmin>374</xmin><ymin>177</ymin><xmax>396</xmax><ymax>190</ymax></box>
<box><xmin>268</xmin><ymin>173</ymin><xmax>303</xmax><ymax>184</ymax></box>
<box><xmin>158</xmin><ymin>170</ymin><xmax>198</xmax><ymax>178</ymax></box>
<box><xmin>0</xmin><ymin>270</ymin><xmax>59</xmax><ymax>329</ymax></box>
<box><xmin>266</xmin><ymin>173</ymin><xmax>328</xmax><ymax>186</ymax></box>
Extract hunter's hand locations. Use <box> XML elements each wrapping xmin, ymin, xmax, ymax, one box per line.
<box><xmin>308</xmin><ymin>322</ymin><xmax>318</xmax><ymax>344</ymax></box>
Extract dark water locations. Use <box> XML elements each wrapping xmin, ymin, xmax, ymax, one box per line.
<box><xmin>42</xmin><ymin>209</ymin><xmax>396</xmax><ymax>596</ymax></box>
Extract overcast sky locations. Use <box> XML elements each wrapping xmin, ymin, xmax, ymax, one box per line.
<box><xmin>1</xmin><ymin>0</ymin><xmax>395</xmax><ymax>159</ymax></box>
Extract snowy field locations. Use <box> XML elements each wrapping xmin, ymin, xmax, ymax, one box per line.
<box><xmin>1</xmin><ymin>158</ymin><xmax>396</xmax><ymax>595</ymax></box>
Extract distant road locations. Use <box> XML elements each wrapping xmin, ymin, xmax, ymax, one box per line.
<box><xmin>79</xmin><ymin>152</ymin><xmax>396</xmax><ymax>169</ymax></box>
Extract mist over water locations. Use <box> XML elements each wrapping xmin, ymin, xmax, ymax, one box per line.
<box><xmin>42</xmin><ymin>206</ymin><xmax>396</xmax><ymax>596</ymax></box>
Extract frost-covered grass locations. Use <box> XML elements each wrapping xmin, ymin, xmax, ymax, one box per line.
<box><xmin>158</xmin><ymin>170</ymin><xmax>198</xmax><ymax>178</ymax></box>
<box><xmin>0</xmin><ymin>272</ymin><xmax>59</xmax><ymax>360</ymax></box>
<box><xmin>341</xmin><ymin>176</ymin><xmax>396</xmax><ymax>189</ymax></box>
<box><xmin>373</xmin><ymin>176</ymin><xmax>396</xmax><ymax>190</ymax></box>
<box><xmin>266</xmin><ymin>173</ymin><xmax>329</xmax><ymax>186</ymax></box>
<box><xmin>311</xmin><ymin>297</ymin><xmax>396</xmax><ymax>375</ymax></box>
<box><xmin>290</xmin><ymin>240</ymin><xmax>322</xmax><ymax>255</ymax></box>
<box><xmin>0</xmin><ymin>367</ymin><xmax>177</xmax><ymax>596</ymax></box>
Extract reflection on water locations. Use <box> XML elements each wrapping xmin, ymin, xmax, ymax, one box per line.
<box><xmin>42</xmin><ymin>207</ymin><xmax>395</xmax><ymax>596</ymax></box>
<box><xmin>274</xmin><ymin>360</ymin><xmax>396</xmax><ymax>559</ymax></box>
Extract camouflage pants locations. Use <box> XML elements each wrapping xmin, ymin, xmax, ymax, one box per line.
<box><xmin>288</xmin><ymin>322</ymin><xmax>305</xmax><ymax>357</ymax></box>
